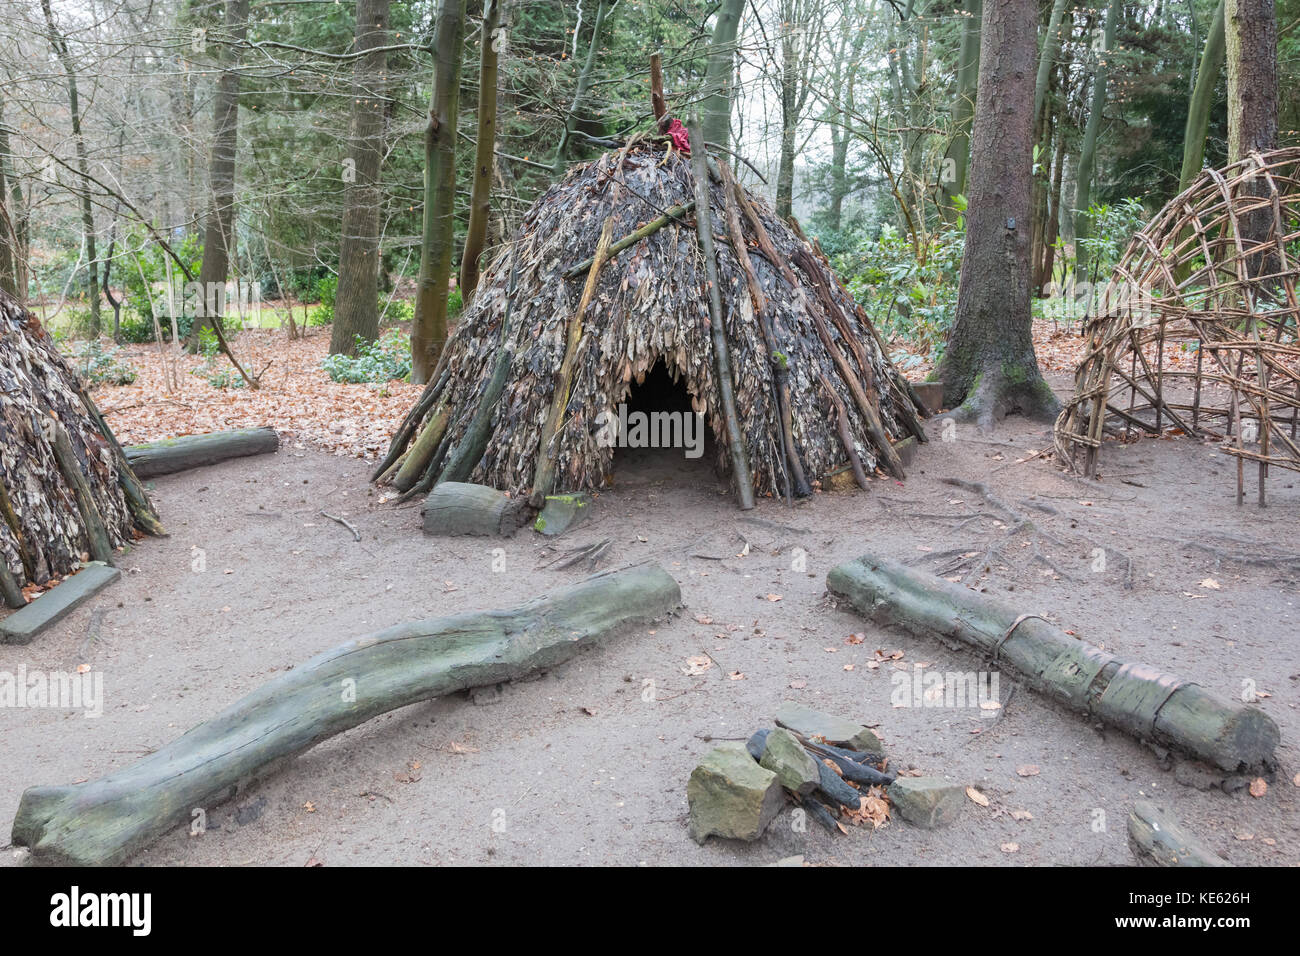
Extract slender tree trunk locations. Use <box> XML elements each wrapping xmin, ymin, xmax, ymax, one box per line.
<box><xmin>700</xmin><ymin>0</ymin><xmax>746</xmax><ymax>151</ymax></box>
<box><xmin>1037</xmin><ymin>122</ymin><xmax>1067</xmax><ymax>290</ymax></box>
<box><xmin>552</xmin><ymin>0</ymin><xmax>612</xmax><ymax>175</ymax></box>
<box><xmin>940</xmin><ymin>0</ymin><xmax>982</xmax><ymax>224</ymax></box>
<box><xmin>1180</xmin><ymin>0</ymin><xmax>1226</xmax><ymax>192</ymax></box>
<box><xmin>410</xmin><ymin>0</ymin><xmax>467</xmax><ymax>384</ymax></box>
<box><xmin>190</xmin><ymin>0</ymin><xmax>250</xmax><ymax>350</ymax></box>
<box><xmin>41</xmin><ymin>0</ymin><xmax>100</xmax><ymax>336</ymax></box>
<box><xmin>0</xmin><ymin>94</ymin><xmax>18</xmax><ymax>302</ymax></box>
<box><xmin>1029</xmin><ymin>0</ymin><xmax>1068</xmax><ymax>272</ymax></box>
<box><xmin>775</xmin><ymin>17</ymin><xmax>802</xmax><ymax>220</ymax></box>
<box><xmin>1073</xmin><ymin>0</ymin><xmax>1119</xmax><ymax>278</ymax></box>
<box><xmin>1033</xmin><ymin>0</ymin><xmax>1069</xmax><ymax>120</ymax></box>
<box><xmin>460</xmin><ymin>0</ymin><xmax>505</xmax><ymax>304</ymax></box>
<box><xmin>330</xmin><ymin>0</ymin><xmax>392</xmax><ymax>356</ymax></box>
<box><xmin>933</xmin><ymin>0</ymin><xmax>1058</xmax><ymax>427</ymax></box>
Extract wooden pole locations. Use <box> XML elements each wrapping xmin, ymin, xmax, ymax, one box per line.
<box><xmin>688</xmin><ymin>116</ymin><xmax>754</xmax><ymax>509</ymax></box>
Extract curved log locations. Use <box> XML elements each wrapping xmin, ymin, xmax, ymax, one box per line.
<box><xmin>12</xmin><ymin>562</ymin><xmax>681</xmax><ymax>865</ymax></box>
<box><xmin>827</xmin><ymin>553</ymin><xmax>1279</xmax><ymax>772</ymax></box>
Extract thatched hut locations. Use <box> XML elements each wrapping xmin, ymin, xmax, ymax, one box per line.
<box><xmin>376</xmin><ymin>139</ymin><xmax>927</xmax><ymax>506</ymax></box>
<box><xmin>0</xmin><ymin>286</ymin><xmax>162</xmax><ymax>605</ymax></box>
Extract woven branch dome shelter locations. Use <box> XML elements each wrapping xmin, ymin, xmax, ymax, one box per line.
<box><xmin>377</xmin><ymin>140</ymin><xmax>928</xmax><ymax>504</ymax></box>
<box><xmin>0</xmin><ymin>286</ymin><xmax>162</xmax><ymax>604</ymax></box>
<box><xmin>1054</xmin><ymin>147</ymin><xmax>1300</xmax><ymax>503</ymax></box>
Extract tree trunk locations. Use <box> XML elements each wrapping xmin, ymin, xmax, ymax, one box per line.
<box><xmin>1073</xmin><ymin>0</ymin><xmax>1119</xmax><ymax>278</ymax></box>
<box><xmin>1226</xmin><ymin>0</ymin><xmax>1280</xmax><ymax>288</ymax></box>
<box><xmin>828</xmin><ymin>553</ymin><xmax>1280</xmax><ymax>772</ymax></box>
<box><xmin>410</xmin><ymin>0</ymin><xmax>467</xmax><ymax>384</ymax></box>
<box><xmin>1225</xmin><ymin>0</ymin><xmax>1278</xmax><ymax>163</ymax></box>
<box><xmin>41</xmin><ymin>0</ymin><xmax>100</xmax><ymax>336</ymax></box>
<box><xmin>552</xmin><ymin>0</ymin><xmax>613</xmax><ymax>175</ymax></box>
<box><xmin>932</xmin><ymin>0</ymin><xmax>1058</xmax><ymax>427</ymax></box>
<box><xmin>330</xmin><ymin>0</ymin><xmax>392</xmax><ymax>356</ymax></box>
<box><xmin>459</xmin><ymin>0</ymin><xmax>505</xmax><ymax>304</ymax></box>
<box><xmin>190</xmin><ymin>0</ymin><xmax>250</xmax><ymax>350</ymax></box>
<box><xmin>700</xmin><ymin>0</ymin><xmax>746</xmax><ymax>151</ymax></box>
<box><xmin>775</xmin><ymin>9</ymin><xmax>804</xmax><ymax>220</ymax></box>
<box><xmin>1180</xmin><ymin>0</ymin><xmax>1226</xmax><ymax>193</ymax></box>
<box><xmin>940</xmin><ymin>0</ymin><xmax>982</xmax><ymax>225</ymax></box>
<box><xmin>12</xmin><ymin>563</ymin><xmax>681</xmax><ymax>865</ymax></box>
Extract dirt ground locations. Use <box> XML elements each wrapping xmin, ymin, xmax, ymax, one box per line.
<box><xmin>3</xmin><ymin>370</ymin><xmax>1298</xmax><ymax>867</ymax></box>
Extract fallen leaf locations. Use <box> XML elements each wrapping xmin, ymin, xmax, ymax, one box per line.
<box><xmin>1000</xmin><ymin>842</ymin><xmax>1020</xmax><ymax>853</ymax></box>
<box><xmin>1200</xmin><ymin>578</ymin><xmax>1221</xmax><ymax>590</ymax></box>
<box><xmin>1250</xmin><ymin>777</ymin><xmax>1268</xmax><ymax>798</ymax></box>
<box><xmin>845</xmin><ymin>632</ymin><xmax>865</xmax><ymax>645</ymax></box>
<box><xmin>303</xmin><ymin>801</ymin><xmax>316</xmax><ymax>813</ymax></box>
<box><xmin>1016</xmin><ymin>765</ymin><xmax>1041</xmax><ymax>777</ymax></box>
<box><xmin>789</xmin><ymin>678</ymin><xmax>807</xmax><ymax>689</ymax></box>
<box><xmin>683</xmin><ymin>655</ymin><xmax>713</xmax><ymax>676</ymax></box>
<box><xmin>727</xmin><ymin>671</ymin><xmax>745</xmax><ymax>681</ymax></box>
<box><xmin>765</xmin><ymin>593</ymin><xmax>783</xmax><ymax>602</ymax></box>
<box><xmin>1012</xmin><ymin>809</ymin><xmax>1034</xmax><ymax>821</ymax></box>
<box><xmin>966</xmin><ymin>787</ymin><xmax>990</xmax><ymax>807</ymax></box>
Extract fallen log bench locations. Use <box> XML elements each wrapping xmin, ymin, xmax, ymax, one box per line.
<box><xmin>826</xmin><ymin>553</ymin><xmax>1279</xmax><ymax>772</ymax></box>
<box><xmin>124</xmin><ymin>427</ymin><xmax>279</xmax><ymax>479</ymax></box>
<box><xmin>11</xmin><ymin>562</ymin><xmax>681</xmax><ymax>865</ymax></box>
<box><xmin>0</xmin><ymin>562</ymin><xmax>120</xmax><ymax>646</ymax></box>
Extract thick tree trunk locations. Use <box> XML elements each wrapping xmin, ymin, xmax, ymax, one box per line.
<box><xmin>1073</xmin><ymin>0</ymin><xmax>1119</xmax><ymax>278</ymax></box>
<box><xmin>410</xmin><ymin>0</ymin><xmax>467</xmax><ymax>384</ymax></box>
<box><xmin>700</xmin><ymin>0</ymin><xmax>746</xmax><ymax>151</ymax></box>
<box><xmin>940</xmin><ymin>0</ymin><xmax>982</xmax><ymax>225</ymax></box>
<box><xmin>12</xmin><ymin>563</ymin><xmax>681</xmax><ymax>865</ymax></box>
<box><xmin>459</xmin><ymin>0</ymin><xmax>504</xmax><ymax>304</ymax></box>
<box><xmin>1180</xmin><ymin>0</ymin><xmax>1226</xmax><ymax>193</ymax></box>
<box><xmin>190</xmin><ymin>0</ymin><xmax>250</xmax><ymax>350</ymax></box>
<box><xmin>1225</xmin><ymin>0</ymin><xmax>1280</xmax><ymax>287</ymax></box>
<box><xmin>828</xmin><ymin>554</ymin><xmax>1280</xmax><ymax>772</ymax></box>
<box><xmin>330</xmin><ymin>0</ymin><xmax>392</xmax><ymax>356</ymax></box>
<box><xmin>1225</xmin><ymin>0</ymin><xmax>1278</xmax><ymax>162</ymax></box>
<box><xmin>932</xmin><ymin>0</ymin><xmax>1058</xmax><ymax>427</ymax></box>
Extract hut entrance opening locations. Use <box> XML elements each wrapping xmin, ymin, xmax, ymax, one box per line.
<box><xmin>611</xmin><ymin>361</ymin><xmax>715</xmax><ymax>488</ymax></box>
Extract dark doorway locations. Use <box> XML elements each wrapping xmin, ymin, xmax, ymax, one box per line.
<box><xmin>611</xmin><ymin>361</ymin><xmax>715</xmax><ymax>488</ymax></box>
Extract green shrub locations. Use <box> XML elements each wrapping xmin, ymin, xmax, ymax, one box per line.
<box><xmin>835</xmin><ymin>224</ymin><xmax>965</xmax><ymax>363</ymax></box>
<box><xmin>380</xmin><ymin>297</ymin><xmax>415</xmax><ymax>323</ymax></box>
<box><xmin>321</xmin><ymin>328</ymin><xmax>411</xmax><ymax>383</ymax></box>
<box><xmin>65</xmin><ymin>340</ymin><xmax>137</xmax><ymax>386</ymax></box>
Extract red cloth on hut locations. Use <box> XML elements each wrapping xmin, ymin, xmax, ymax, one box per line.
<box><xmin>666</xmin><ymin>118</ymin><xmax>691</xmax><ymax>155</ymax></box>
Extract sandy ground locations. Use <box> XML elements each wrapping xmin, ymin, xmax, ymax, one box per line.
<box><xmin>3</xmin><ymin>371</ymin><xmax>1298</xmax><ymax>867</ymax></box>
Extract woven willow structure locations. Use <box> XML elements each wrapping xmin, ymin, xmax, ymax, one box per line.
<box><xmin>1055</xmin><ymin>147</ymin><xmax>1300</xmax><ymax>505</ymax></box>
